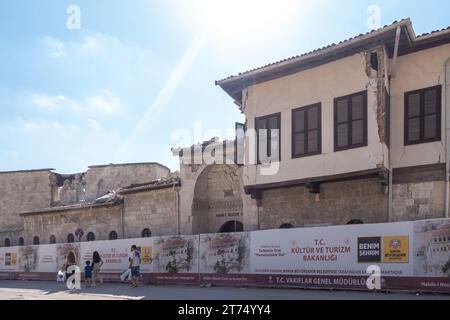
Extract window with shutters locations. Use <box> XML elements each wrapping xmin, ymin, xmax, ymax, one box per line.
<box><xmin>255</xmin><ymin>113</ymin><xmax>281</xmax><ymax>164</ymax></box>
<box><xmin>334</xmin><ymin>91</ymin><xmax>368</xmax><ymax>151</ymax></box>
<box><xmin>404</xmin><ymin>86</ymin><xmax>441</xmax><ymax>145</ymax></box>
<box><xmin>292</xmin><ymin>103</ymin><xmax>322</xmax><ymax>158</ymax></box>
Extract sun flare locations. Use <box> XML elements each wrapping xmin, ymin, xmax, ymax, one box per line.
<box><xmin>181</xmin><ymin>0</ymin><xmax>300</xmax><ymax>40</ymax></box>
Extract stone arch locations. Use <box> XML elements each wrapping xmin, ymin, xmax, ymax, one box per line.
<box><xmin>279</xmin><ymin>223</ymin><xmax>295</xmax><ymax>229</ymax></box>
<box><xmin>219</xmin><ymin>221</ymin><xmax>244</xmax><ymax>233</ymax></box>
<box><xmin>347</xmin><ymin>219</ymin><xmax>364</xmax><ymax>225</ymax></box>
<box><xmin>191</xmin><ymin>164</ymin><xmax>243</xmax><ymax>234</ymax></box>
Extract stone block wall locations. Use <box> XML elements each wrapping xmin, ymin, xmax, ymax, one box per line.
<box><xmin>22</xmin><ymin>205</ymin><xmax>122</xmax><ymax>245</ymax></box>
<box><xmin>392</xmin><ymin>181</ymin><xmax>445</xmax><ymax>222</ymax></box>
<box><xmin>258</xmin><ymin>178</ymin><xmax>388</xmax><ymax>230</ymax></box>
<box><xmin>123</xmin><ymin>188</ymin><xmax>178</xmax><ymax>238</ymax></box>
<box><xmin>0</xmin><ymin>170</ymin><xmax>52</xmax><ymax>236</ymax></box>
<box><xmin>83</xmin><ymin>163</ymin><xmax>171</xmax><ymax>202</ymax></box>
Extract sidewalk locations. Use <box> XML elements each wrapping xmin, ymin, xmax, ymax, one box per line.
<box><xmin>0</xmin><ymin>280</ymin><xmax>449</xmax><ymax>300</ymax></box>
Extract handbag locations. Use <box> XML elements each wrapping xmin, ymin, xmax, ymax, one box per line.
<box><xmin>120</xmin><ymin>268</ymin><xmax>131</xmax><ymax>282</ymax></box>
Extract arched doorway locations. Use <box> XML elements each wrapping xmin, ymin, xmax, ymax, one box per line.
<box><xmin>280</xmin><ymin>223</ymin><xmax>295</xmax><ymax>229</ymax></box>
<box><xmin>192</xmin><ymin>165</ymin><xmax>244</xmax><ymax>234</ymax></box>
<box><xmin>347</xmin><ymin>219</ymin><xmax>364</xmax><ymax>225</ymax></box>
<box><xmin>219</xmin><ymin>221</ymin><xmax>244</xmax><ymax>233</ymax></box>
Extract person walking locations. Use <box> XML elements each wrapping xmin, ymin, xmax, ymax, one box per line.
<box><xmin>61</xmin><ymin>250</ymin><xmax>79</xmax><ymax>289</ymax></box>
<box><xmin>129</xmin><ymin>245</ymin><xmax>141</xmax><ymax>288</ymax></box>
<box><xmin>91</xmin><ymin>251</ymin><xmax>104</xmax><ymax>287</ymax></box>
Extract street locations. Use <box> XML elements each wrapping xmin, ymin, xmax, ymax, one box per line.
<box><xmin>0</xmin><ymin>280</ymin><xmax>448</xmax><ymax>300</ymax></box>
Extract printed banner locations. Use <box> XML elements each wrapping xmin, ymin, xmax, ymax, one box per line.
<box><xmin>0</xmin><ymin>218</ymin><xmax>448</xmax><ymax>292</ymax></box>
<box><xmin>250</xmin><ymin>222</ymin><xmax>414</xmax><ymax>278</ymax></box>
<box><xmin>199</xmin><ymin>232</ymin><xmax>251</xmax><ymax>274</ymax></box>
<box><xmin>153</xmin><ymin>235</ymin><xmax>199</xmax><ymax>273</ymax></box>
<box><xmin>80</xmin><ymin>238</ymin><xmax>153</xmax><ymax>273</ymax></box>
<box><xmin>414</xmin><ymin>219</ymin><xmax>450</xmax><ymax>277</ymax></box>
<box><xmin>0</xmin><ymin>247</ymin><xmax>18</xmax><ymax>272</ymax></box>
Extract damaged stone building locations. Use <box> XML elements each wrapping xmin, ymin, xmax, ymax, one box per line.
<box><xmin>1</xmin><ymin>19</ymin><xmax>450</xmax><ymax>247</ymax></box>
<box><xmin>215</xmin><ymin>19</ymin><xmax>450</xmax><ymax>230</ymax></box>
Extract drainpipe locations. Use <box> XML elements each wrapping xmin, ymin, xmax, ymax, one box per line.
<box><xmin>388</xmin><ymin>26</ymin><xmax>402</xmax><ymax>222</ymax></box>
<box><xmin>444</xmin><ymin>58</ymin><xmax>450</xmax><ymax>219</ymax></box>
<box><xmin>120</xmin><ymin>205</ymin><xmax>125</xmax><ymax>239</ymax></box>
<box><xmin>176</xmin><ymin>186</ymin><xmax>181</xmax><ymax>235</ymax></box>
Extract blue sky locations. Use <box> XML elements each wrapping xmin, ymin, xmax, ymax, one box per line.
<box><xmin>0</xmin><ymin>0</ymin><xmax>449</xmax><ymax>173</ymax></box>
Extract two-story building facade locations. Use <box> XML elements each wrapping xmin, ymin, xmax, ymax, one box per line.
<box><xmin>216</xmin><ymin>19</ymin><xmax>450</xmax><ymax>231</ymax></box>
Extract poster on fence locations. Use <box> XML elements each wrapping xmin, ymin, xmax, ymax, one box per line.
<box><xmin>153</xmin><ymin>235</ymin><xmax>198</xmax><ymax>273</ymax></box>
<box><xmin>18</xmin><ymin>245</ymin><xmax>39</xmax><ymax>272</ymax></box>
<box><xmin>414</xmin><ymin>219</ymin><xmax>450</xmax><ymax>277</ymax></box>
<box><xmin>80</xmin><ymin>238</ymin><xmax>153</xmax><ymax>273</ymax></box>
<box><xmin>0</xmin><ymin>247</ymin><xmax>18</xmax><ymax>272</ymax></box>
<box><xmin>250</xmin><ymin>222</ymin><xmax>414</xmax><ymax>280</ymax></box>
<box><xmin>38</xmin><ymin>245</ymin><xmax>57</xmax><ymax>273</ymax></box>
<box><xmin>56</xmin><ymin>243</ymin><xmax>81</xmax><ymax>271</ymax></box>
<box><xmin>199</xmin><ymin>232</ymin><xmax>250</xmax><ymax>274</ymax></box>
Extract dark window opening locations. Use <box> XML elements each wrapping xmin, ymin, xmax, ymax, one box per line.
<box><xmin>255</xmin><ymin>113</ymin><xmax>281</xmax><ymax>164</ymax></box>
<box><xmin>49</xmin><ymin>235</ymin><xmax>56</xmax><ymax>244</ymax></box>
<box><xmin>405</xmin><ymin>85</ymin><xmax>441</xmax><ymax>145</ymax></box>
<box><xmin>4</xmin><ymin>238</ymin><xmax>11</xmax><ymax>247</ymax></box>
<box><xmin>87</xmin><ymin>232</ymin><xmax>95</xmax><ymax>242</ymax></box>
<box><xmin>280</xmin><ymin>223</ymin><xmax>295</xmax><ymax>229</ymax></box>
<box><xmin>334</xmin><ymin>91</ymin><xmax>368</xmax><ymax>151</ymax></box>
<box><xmin>219</xmin><ymin>221</ymin><xmax>244</xmax><ymax>233</ymax></box>
<box><xmin>292</xmin><ymin>103</ymin><xmax>322</xmax><ymax>158</ymax></box>
<box><xmin>109</xmin><ymin>231</ymin><xmax>118</xmax><ymax>240</ymax></box>
<box><xmin>370</xmin><ymin>52</ymin><xmax>379</xmax><ymax>71</ymax></box>
<box><xmin>142</xmin><ymin>228</ymin><xmax>152</xmax><ymax>238</ymax></box>
<box><xmin>33</xmin><ymin>236</ymin><xmax>40</xmax><ymax>245</ymax></box>
<box><xmin>18</xmin><ymin>237</ymin><xmax>24</xmax><ymax>246</ymax></box>
<box><xmin>67</xmin><ymin>234</ymin><xmax>75</xmax><ymax>243</ymax></box>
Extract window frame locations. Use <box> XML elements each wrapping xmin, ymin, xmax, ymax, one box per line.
<box><xmin>291</xmin><ymin>103</ymin><xmax>322</xmax><ymax>158</ymax></box>
<box><xmin>87</xmin><ymin>232</ymin><xmax>95</xmax><ymax>242</ymax></box>
<box><xmin>255</xmin><ymin>112</ymin><xmax>282</xmax><ymax>164</ymax></box>
<box><xmin>334</xmin><ymin>90</ymin><xmax>368</xmax><ymax>152</ymax></box>
<box><xmin>404</xmin><ymin>85</ymin><xmax>442</xmax><ymax>146</ymax></box>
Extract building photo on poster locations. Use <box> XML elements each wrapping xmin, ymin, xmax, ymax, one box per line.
<box><xmin>0</xmin><ymin>0</ymin><xmax>449</xmax><ymax>309</ymax></box>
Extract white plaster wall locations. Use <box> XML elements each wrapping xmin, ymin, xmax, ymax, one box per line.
<box><xmin>243</xmin><ymin>53</ymin><xmax>386</xmax><ymax>186</ymax></box>
<box><xmin>390</xmin><ymin>44</ymin><xmax>450</xmax><ymax>169</ymax></box>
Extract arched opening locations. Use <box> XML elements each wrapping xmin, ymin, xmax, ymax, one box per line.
<box><xmin>219</xmin><ymin>221</ymin><xmax>244</xmax><ymax>233</ymax></box>
<box><xmin>18</xmin><ymin>237</ymin><xmax>24</xmax><ymax>246</ymax></box>
<box><xmin>280</xmin><ymin>223</ymin><xmax>295</xmax><ymax>229</ymax></box>
<box><xmin>142</xmin><ymin>228</ymin><xmax>152</xmax><ymax>238</ymax></box>
<box><xmin>347</xmin><ymin>219</ymin><xmax>364</xmax><ymax>225</ymax></box>
<box><xmin>4</xmin><ymin>238</ymin><xmax>11</xmax><ymax>247</ymax></box>
<box><xmin>67</xmin><ymin>234</ymin><xmax>75</xmax><ymax>243</ymax></box>
<box><xmin>33</xmin><ymin>236</ymin><xmax>40</xmax><ymax>245</ymax></box>
<box><xmin>87</xmin><ymin>232</ymin><xmax>95</xmax><ymax>242</ymax></box>
<box><xmin>49</xmin><ymin>235</ymin><xmax>56</xmax><ymax>244</ymax></box>
<box><xmin>109</xmin><ymin>231</ymin><xmax>118</xmax><ymax>240</ymax></box>
<box><xmin>192</xmin><ymin>165</ymin><xmax>244</xmax><ymax>234</ymax></box>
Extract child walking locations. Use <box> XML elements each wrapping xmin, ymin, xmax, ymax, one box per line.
<box><xmin>84</xmin><ymin>261</ymin><xmax>92</xmax><ymax>287</ymax></box>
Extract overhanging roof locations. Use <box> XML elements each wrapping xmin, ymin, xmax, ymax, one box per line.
<box><xmin>216</xmin><ymin>19</ymin><xmax>450</xmax><ymax>106</ymax></box>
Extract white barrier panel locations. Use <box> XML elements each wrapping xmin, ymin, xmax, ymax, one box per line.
<box><xmin>80</xmin><ymin>238</ymin><xmax>153</xmax><ymax>273</ymax></box>
<box><xmin>199</xmin><ymin>233</ymin><xmax>251</xmax><ymax>274</ymax></box>
<box><xmin>153</xmin><ymin>235</ymin><xmax>199</xmax><ymax>273</ymax></box>
<box><xmin>251</xmin><ymin>221</ymin><xmax>414</xmax><ymax>277</ymax></box>
<box><xmin>0</xmin><ymin>219</ymin><xmax>449</xmax><ymax>292</ymax></box>
<box><xmin>0</xmin><ymin>247</ymin><xmax>18</xmax><ymax>272</ymax></box>
<box><xmin>413</xmin><ymin>219</ymin><xmax>450</xmax><ymax>277</ymax></box>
